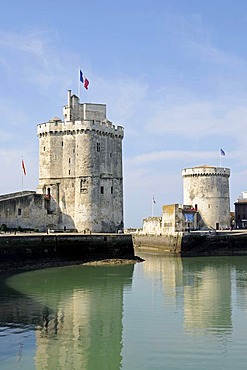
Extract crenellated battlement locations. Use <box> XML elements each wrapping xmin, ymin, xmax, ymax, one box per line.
<box><xmin>182</xmin><ymin>166</ymin><xmax>230</xmax><ymax>178</ymax></box>
<box><xmin>37</xmin><ymin>116</ymin><xmax>124</xmax><ymax>138</ymax></box>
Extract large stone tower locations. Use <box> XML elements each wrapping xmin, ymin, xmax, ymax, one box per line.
<box><xmin>37</xmin><ymin>90</ymin><xmax>124</xmax><ymax>233</ymax></box>
<box><xmin>182</xmin><ymin>165</ymin><xmax>230</xmax><ymax>230</ymax></box>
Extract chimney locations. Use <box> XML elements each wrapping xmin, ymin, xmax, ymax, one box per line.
<box><xmin>67</xmin><ymin>90</ymin><xmax>71</xmax><ymax>108</ymax></box>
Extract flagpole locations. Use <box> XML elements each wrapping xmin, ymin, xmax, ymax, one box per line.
<box><xmin>152</xmin><ymin>194</ymin><xmax>155</xmax><ymax>217</ymax></box>
<box><xmin>152</xmin><ymin>195</ymin><xmax>153</xmax><ymax>217</ymax></box>
<box><xmin>21</xmin><ymin>156</ymin><xmax>23</xmax><ymax>192</ymax></box>
<box><xmin>219</xmin><ymin>150</ymin><xmax>222</xmax><ymax>167</ymax></box>
<box><xmin>78</xmin><ymin>67</ymin><xmax>80</xmax><ymax>100</ymax></box>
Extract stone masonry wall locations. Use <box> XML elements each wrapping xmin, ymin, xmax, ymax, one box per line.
<box><xmin>0</xmin><ymin>193</ymin><xmax>61</xmax><ymax>232</ymax></box>
<box><xmin>182</xmin><ymin>166</ymin><xmax>230</xmax><ymax>230</ymax></box>
<box><xmin>37</xmin><ymin>92</ymin><xmax>124</xmax><ymax>233</ymax></box>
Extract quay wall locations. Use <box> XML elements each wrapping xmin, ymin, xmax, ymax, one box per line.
<box><xmin>0</xmin><ymin>233</ymin><xmax>134</xmax><ymax>271</ymax></box>
<box><xmin>133</xmin><ymin>231</ymin><xmax>247</xmax><ymax>256</ymax></box>
<box><xmin>133</xmin><ymin>233</ymin><xmax>183</xmax><ymax>254</ymax></box>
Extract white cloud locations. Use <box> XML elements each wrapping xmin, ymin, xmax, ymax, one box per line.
<box><xmin>186</xmin><ymin>40</ymin><xmax>246</xmax><ymax>68</ymax></box>
<box><xmin>141</xmin><ymin>95</ymin><xmax>247</xmax><ymax>144</ymax></box>
<box><xmin>127</xmin><ymin>150</ymin><xmax>217</xmax><ymax>165</ymax></box>
<box><xmin>0</xmin><ymin>29</ymin><xmax>57</xmax><ymax>56</ymax></box>
<box><xmin>0</xmin><ymin>147</ymin><xmax>38</xmax><ymax>194</ymax></box>
<box><xmin>0</xmin><ymin>29</ymin><xmax>72</xmax><ymax>95</ymax></box>
<box><xmin>90</xmin><ymin>75</ymin><xmax>148</xmax><ymax>127</ymax></box>
<box><xmin>165</xmin><ymin>13</ymin><xmax>246</xmax><ymax>69</ymax></box>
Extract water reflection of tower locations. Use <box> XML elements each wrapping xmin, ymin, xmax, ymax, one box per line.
<box><xmin>140</xmin><ymin>254</ymin><xmax>232</xmax><ymax>335</ymax></box>
<box><xmin>35</xmin><ymin>290</ymin><xmax>91</xmax><ymax>369</ymax></box>
<box><xmin>30</xmin><ymin>265</ymin><xmax>134</xmax><ymax>369</ymax></box>
<box><xmin>141</xmin><ymin>253</ymin><xmax>184</xmax><ymax>306</ymax></box>
<box><xmin>233</xmin><ymin>257</ymin><xmax>247</xmax><ymax>310</ymax></box>
<box><xmin>182</xmin><ymin>259</ymin><xmax>232</xmax><ymax>334</ymax></box>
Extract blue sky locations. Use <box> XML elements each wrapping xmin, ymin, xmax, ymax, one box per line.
<box><xmin>1</xmin><ymin>0</ymin><xmax>247</xmax><ymax>227</ymax></box>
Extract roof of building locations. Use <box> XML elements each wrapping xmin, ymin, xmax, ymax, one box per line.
<box><xmin>49</xmin><ymin>116</ymin><xmax>62</xmax><ymax>122</ymax></box>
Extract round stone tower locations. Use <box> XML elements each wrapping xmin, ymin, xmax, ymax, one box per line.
<box><xmin>182</xmin><ymin>165</ymin><xmax>230</xmax><ymax>230</ymax></box>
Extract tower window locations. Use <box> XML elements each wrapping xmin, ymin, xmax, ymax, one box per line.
<box><xmin>97</xmin><ymin>142</ymin><xmax>101</xmax><ymax>152</ymax></box>
<box><xmin>101</xmin><ymin>186</ymin><xmax>104</xmax><ymax>194</ymax></box>
<box><xmin>62</xmin><ymin>141</ymin><xmax>63</xmax><ymax>147</ymax></box>
<box><xmin>111</xmin><ymin>186</ymin><xmax>113</xmax><ymax>194</ymax></box>
<box><xmin>43</xmin><ymin>146</ymin><xmax>46</xmax><ymax>151</ymax></box>
<box><xmin>80</xmin><ymin>178</ymin><xmax>88</xmax><ymax>194</ymax></box>
<box><xmin>69</xmin><ymin>170</ymin><xmax>70</xmax><ymax>175</ymax></box>
<box><xmin>110</xmin><ymin>152</ymin><xmax>112</xmax><ymax>157</ymax></box>
<box><xmin>18</xmin><ymin>208</ymin><xmax>22</xmax><ymax>216</ymax></box>
<box><xmin>69</xmin><ymin>158</ymin><xmax>71</xmax><ymax>164</ymax></box>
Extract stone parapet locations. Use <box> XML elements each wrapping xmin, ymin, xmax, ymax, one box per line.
<box><xmin>37</xmin><ymin>119</ymin><xmax>124</xmax><ymax>138</ymax></box>
<box><xmin>182</xmin><ymin>166</ymin><xmax>230</xmax><ymax>178</ymax></box>
<box><xmin>0</xmin><ymin>191</ymin><xmax>36</xmax><ymax>201</ymax></box>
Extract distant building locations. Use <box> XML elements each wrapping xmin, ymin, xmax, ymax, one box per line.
<box><xmin>0</xmin><ymin>91</ymin><xmax>124</xmax><ymax>233</ymax></box>
<box><xmin>234</xmin><ymin>192</ymin><xmax>247</xmax><ymax>229</ymax></box>
<box><xmin>142</xmin><ymin>204</ymin><xmax>198</xmax><ymax>235</ymax></box>
<box><xmin>142</xmin><ymin>217</ymin><xmax>162</xmax><ymax>235</ymax></box>
<box><xmin>0</xmin><ymin>191</ymin><xmax>50</xmax><ymax>231</ymax></box>
<box><xmin>162</xmin><ymin>204</ymin><xmax>183</xmax><ymax>233</ymax></box>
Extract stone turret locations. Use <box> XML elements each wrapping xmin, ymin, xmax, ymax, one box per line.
<box><xmin>182</xmin><ymin>165</ymin><xmax>230</xmax><ymax>230</ymax></box>
<box><xmin>37</xmin><ymin>91</ymin><xmax>124</xmax><ymax>232</ymax></box>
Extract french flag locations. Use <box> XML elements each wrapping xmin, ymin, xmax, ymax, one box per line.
<box><xmin>22</xmin><ymin>159</ymin><xmax>26</xmax><ymax>176</ymax></box>
<box><xmin>80</xmin><ymin>70</ymin><xmax>89</xmax><ymax>90</ymax></box>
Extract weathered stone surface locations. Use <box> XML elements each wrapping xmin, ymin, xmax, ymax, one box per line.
<box><xmin>0</xmin><ymin>233</ymin><xmax>134</xmax><ymax>271</ymax></box>
<box><xmin>0</xmin><ymin>92</ymin><xmax>124</xmax><ymax>234</ymax></box>
<box><xmin>182</xmin><ymin>166</ymin><xmax>230</xmax><ymax>230</ymax></box>
<box><xmin>37</xmin><ymin>92</ymin><xmax>124</xmax><ymax>233</ymax></box>
<box><xmin>134</xmin><ymin>231</ymin><xmax>247</xmax><ymax>256</ymax></box>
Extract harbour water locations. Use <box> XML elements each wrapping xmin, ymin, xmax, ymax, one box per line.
<box><xmin>1</xmin><ymin>252</ymin><xmax>247</xmax><ymax>369</ymax></box>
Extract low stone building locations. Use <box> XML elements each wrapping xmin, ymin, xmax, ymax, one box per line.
<box><xmin>181</xmin><ymin>205</ymin><xmax>198</xmax><ymax>231</ymax></box>
<box><xmin>162</xmin><ymin>204</ymin><xmax>184</xmax><ymax>233</ymax></box>
<box><xmin>141</xmin><ymin>204</ymin><xmax>198</xmax><ymax>235</ymax></box>
<box><xmin>0</xmin><ymin>191</ymin><xmax>61</xmax><ymax>232</ymax></box>
<box><xmin>142</xmin><ymin>217</ymin><xmax>162</xmax><ymax>235</ymax></box>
